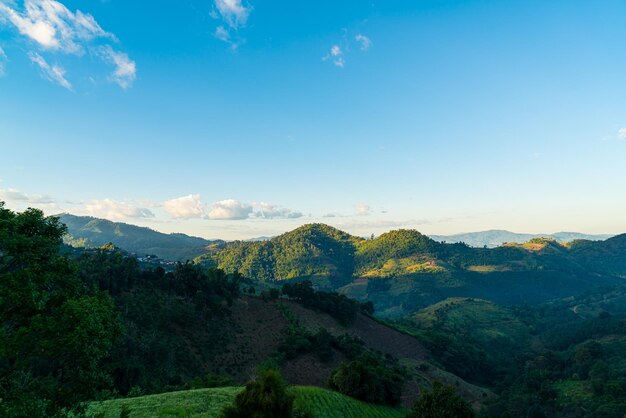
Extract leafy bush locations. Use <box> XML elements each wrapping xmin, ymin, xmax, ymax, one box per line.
<box><xmin>328</xmin><ymin>352</ymin><xmax>406</xmax><ymax>406</ymax></box>
<box><xmin>407</xmin><ymin>381</ymin><xmax>474</xmax><ymax>418</ymax></box>
<box><xmin>282</xmin><ymin>280</ymin><xmax>372</xmax><ymax>325</ymax></box>
<box><xmin>220</xmin><ymin>368</ymin><xmax>295</xmax><ymax>418</ymax></box>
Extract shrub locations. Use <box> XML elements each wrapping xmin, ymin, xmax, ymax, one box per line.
<box><xmin>220</xmin><ymin>368</ymin><xmax>295</xmax><ymax>418</ymax></box>
<box><xmin>328</xmin><ymin>352</ymin><xmax>406</xmax><ymax>406</ymax></box>
<box><xmin>407</xmin><ymin>381</ymin><xmax>474</xmax><ymax>418</ymax></box>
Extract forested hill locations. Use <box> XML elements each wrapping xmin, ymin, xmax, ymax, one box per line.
<box><xmin>60</xmin><ymin>213</ymin><xmax>217</xmax><ymax>261</ymax></box>
<box><xmin>197</xmin><ymin>224</ymin><xmax>626</xmax><ymax>316</ymax></box>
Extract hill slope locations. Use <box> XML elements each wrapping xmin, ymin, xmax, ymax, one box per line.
<box><xmin>87</xmin><ymin>386</ymin><xmax>407</xmax><ymax>418</ymax></box>
<box><xmin>60</xmin><ymin>213</ymin><xmax>216</xmax><ymax>260</ymax></box>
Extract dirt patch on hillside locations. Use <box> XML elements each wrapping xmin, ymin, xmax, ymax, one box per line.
<box><xmin>210</xmin><ymin>297</ymin><xmax>288</xmax><ymax>381</ymax></box>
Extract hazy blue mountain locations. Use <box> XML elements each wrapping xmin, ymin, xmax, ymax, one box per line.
<box><xmin>59</xmin><ymin>213</ymin><xmax>217</xmax><ymax>261</ymax></box>
<box><xmin>429</xmin><ymin>230</ymin><xmax>612</xmax><ymax>248</ymax></box>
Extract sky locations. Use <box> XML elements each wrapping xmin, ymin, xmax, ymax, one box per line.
<box><xmin>1</xmin><ymin>0</ymin><xmax>626</xmax><ymax>240</ymax></box>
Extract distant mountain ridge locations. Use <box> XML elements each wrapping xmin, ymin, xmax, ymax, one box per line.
<box><xmin>59</xmin><ymin>213</ymin><xmax>218</xmax><ymax>261</ymax></box>
<box><xmin>429</xmin><ymin>229</ymin><xmax>613</xmax><ymax>248</ymax></box>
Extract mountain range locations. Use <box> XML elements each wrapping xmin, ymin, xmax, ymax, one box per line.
<box><xmin>59</xmin><ymin>213</ymin><xmax>217</xmax><ymax>261</ymax></box>
<box><xmin>430</xmin><ymin>230</ymin><xmax>613</xmax><ymax>248</ymax></box>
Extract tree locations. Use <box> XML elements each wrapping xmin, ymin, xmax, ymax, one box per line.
<box><xmin>407</xmin><ymin>381</ymin><xmax>474</xmax><ymax>418</ymax></box>
<box><xmin>220</xmin><ymin>368</ymin><xmax>295</xmax><ymax>418</ymax></box>
<box><xmin>328</xmin><ymin>352</ymin><xmax>406</xmax><ymax>405</ymax></box>
<box><xmin>0</xmin><ymin>204</ymin><xmax>122</xmax><ymax>417</ymax></box>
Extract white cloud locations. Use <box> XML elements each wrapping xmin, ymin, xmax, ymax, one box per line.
<box><xmin>97</xmin><ymin>45</ymin><xmax>136</xmax><ymax>89</ymax></box>
<box><xmin>28</xmin><ymin>51</ymin><xmax>71</xmax><ymax>89</ymax></box>
<box><xmin>354</xmin><ymin>203</ymin><xmax>371</xmax><ymax>216</ymax></box>
<box><xmin>163</xmin><ymin>194</ymin><xmax>205</xmax><ymax>219</ymax></box>
<box><xmin>214</xmin><ymin>0</ymin><xmax>251</xmax><ymax>29</ymax></box>
<box><xmin>253</xmin><ymin>202</ymin><xmax>303</xmax><ymax>219</ymax></box>
<box><xmin>207</xmin><ymin>199</ymin><xmax>253</xmax><ymax>220</ymax></box>
<box><xmin>323</xmin><ymin>44</ymin><xmax>345</xmax><ymax>68</ymax></box>
<box><xmin>0</xmin><ymin>187</ymin><xmax>55</xmax><ymax>204</ymax></box>
<box><xmin>618</xmin><ymin>128</ymin><xmax>626</xmax><ymax>140</ymax></box>
<box><xmin>0</xmin><ymin>0</ymin><xmax>113</xmax><ymax>53</ymax></box>
<box><xmin>84</xmin><ymin>198</ymin><xmax>154</xmax><ymax>220</ymax></box>
<box><xmin>355</xmin><ymin>34</ymin><xmax>371</xmax><ymax>51</ymax></box>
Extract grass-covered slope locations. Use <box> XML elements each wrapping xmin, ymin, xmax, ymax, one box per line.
<box><xmin>61</xmin><ymin>214</ymin><xmax>215</xmax><ymax>261</ymax></box>
<box><xmin>87</xmin><ymin>386</ymin><xmax>407</xmax><ymax>418</ymax></box>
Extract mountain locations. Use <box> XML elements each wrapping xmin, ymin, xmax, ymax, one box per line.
<box><xmin>429</xmin><ymin>229</ymin><xmax>613</xmax><ymax>248</ymax></box>
<box><xmin>197</xmin><ymin>223</ymin><xmax>362</xmax><ymax>287</ymax></box>
<box><xmin>199</xmin><ymin>225</ymin><xmax>626</xmax><ymax>317</ymax></box>
<box><xmin>59</xmin><ymin>213</ymin><xmax>217</xmax><ymax>261</ymax></box>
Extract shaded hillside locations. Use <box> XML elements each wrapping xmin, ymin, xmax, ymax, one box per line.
<box><xmin>394</xmin><ymin>298</ymin><xmax>533</xmax><ymax>385</ymax></box>
<box><xmin>430</xmin><ymin>230</ymin><xmax>612</xmax><ymax>248</ymax></box>
<box><xmin>72</xmin><ymin>246</ymin><xmax>489</xmax><ymax>409</ymax></box>
<box><xmin>60</xmin><ymin>213</ymin><xmax>215</xmax><ymax>261</ymax></box>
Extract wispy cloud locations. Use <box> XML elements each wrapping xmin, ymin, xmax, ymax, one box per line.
<box><xmin>0</xmin><ymin>0</ymin><xmax>113</xmax><ymax>53</ymax></box>
<box><xmin>163</xmin><ymin>194</ymin><xmax>205</xmax><ymax>219</ymax></box>
<box><xmin>0</xmin><ymin>0</ymin><xmax>135</xmax><ymax>89</ymax></box>
<box><xmin>214</xmin><ymin>25</ymin><xmax>230</xmax><ymax>42</ymax></box>
<box><xmin>84</xmin><ymin>199</ymin><xmax>154</xmax><ymax>220</ymax></box>
<box><xmin>211</xmin><ymin>0</ymin><xmax>252</xmax><ymax>47</ymax></box>
<box><xmin>214</xmin><ymin>0</ymin><xmax>251</xmax><ymax>28</ymax></box>
<box><xmin>323</xmin><ymin>44</ymin><xmax>345</xmax><ymax>68</ymax></box>
<box><xmin>323</xmin><ymin>32</ymin><xmax>372</xmax><ymax>68</ymax></box>
<box><xmin>0</xmin><ymin>46</ymin><xmax>7</xmax><ymax>76</ymax></box>
<box><xmin>355</xmin><ymin>34</ymin><xmax>371</xmax><ymax>51</ymax></box>
<box><xmin>28</xmin><ymin>51</ymin><xmax>72</xmax><ymax>89</ymax></box>
<box><xmin>97</xmin><ymin>45</ymin><xmax>136</xmax><ymax>89</ymax></box>
<box><xmin>619</xmin><ymin>128</ymin><xmax>626</xmax><ymax>140</ymax></box>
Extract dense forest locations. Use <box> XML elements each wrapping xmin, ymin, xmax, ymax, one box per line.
<box><xmin>2</xmin><ymin>205</ymin><xmax>626</xmax><ymax>417</ymax></box>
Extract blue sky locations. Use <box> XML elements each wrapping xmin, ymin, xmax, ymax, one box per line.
<box><xmin>1</xmin><ymin>0</ymin><xmax>626</xmax><ymax>239</ymax></box>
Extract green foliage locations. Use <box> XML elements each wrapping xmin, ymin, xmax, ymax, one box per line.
<box><xmin>210</xmin><ymin>224</ymin><xmax>360</xmax><ymax>283</ymax></box>
<box><xmin>220</xmin><ymin>369</ymin><xmax>295</xmax><ymax>418</ymax></box>
<box><xmin>281</xmin><ymin>280</ymin><xmax>372</xmax><ymax>325</ymax></box>
<box><xmin>407</xmin><ymin>381</ymin><xmax>474</xmax><ymax>418</ymax></box>
<box><xmin>0</xmin><ymin>204</ymin><xmax>123</xmax><ymax>417</ymax></box>
<box><xmin>328</xmin><ymin>352</ymin><xmax>406</xmax><ymax>406</ymax></box>
<box><xmin>355</xmin><ymin>229</ymin><xmax>442</xmax><ymax>274</ymax></box>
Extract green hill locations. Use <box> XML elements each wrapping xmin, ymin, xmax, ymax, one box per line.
<box><xmin>87</xmin><ymin>386</ymin><xmax>407</xmax><ymax>418</ymax></box>
<box><xmin>200</xmin><ymin>223</ymin><xmax>362</xmax><ymax>287</ymax></box>
<box><xmin>60</xmin><ymin>213</ymin><xmax>216</xmax><ymax>261</ymax></box>
<box><xmin>194</xmin><ymin>224</ymin><xmax>626</xmax><ymax>317</ymax></box>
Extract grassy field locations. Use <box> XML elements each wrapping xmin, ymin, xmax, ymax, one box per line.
<box><xmin>87</xmin><ymin>386</ymin><xmax>407</xmax><ymax>418</ymax></box>
<box><xmin>292</xmin><ymin>386</ymin><xmax>406</xmax><ymax>418</ymax></box>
